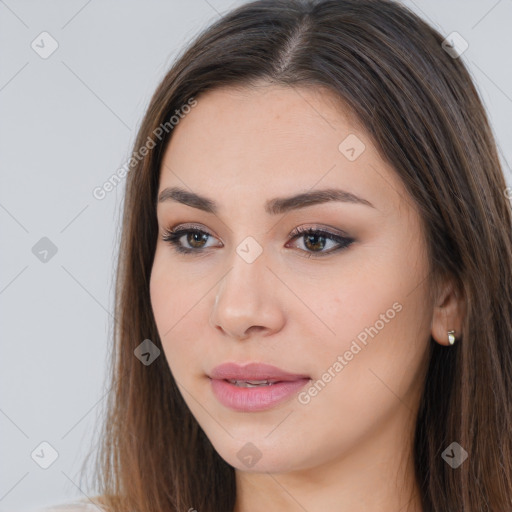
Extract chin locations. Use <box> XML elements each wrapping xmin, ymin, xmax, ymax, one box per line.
<box><xmin>204</xmin><ymin>430</ymin><xmax>312</xmax><ymax>474</ymax></box>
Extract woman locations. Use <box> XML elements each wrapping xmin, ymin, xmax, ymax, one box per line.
<box><xmin>49</xmin><ymin>0</ymin><xmax>512</xmax><ymax>511</ymax></box>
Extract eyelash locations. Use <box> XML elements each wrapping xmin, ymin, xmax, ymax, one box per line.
<box><xmin>161</xmin><ymin>224</ymin><xmax>354</xmax><ymax>258</ymax></box>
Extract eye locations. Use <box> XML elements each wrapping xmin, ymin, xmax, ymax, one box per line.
<box><xmin>161</xmin><ymin>224</ymin><xmax>354</xmax><ymax>258</ymax></box>
<box><xmin>161</xmin><ymin>224</ymin><xmax>220</xmax><ymax>255</ymax></box>
<box><xmin>286</xmin><ymin>226</ymin><xmax>354</xmax><ymax>258</ymax></box>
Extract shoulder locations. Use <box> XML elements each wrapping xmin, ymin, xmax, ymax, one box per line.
<box><xmin>39</xmin><ymin>497</ymin><xmax>106</xmax><ymax>512</ymax></box>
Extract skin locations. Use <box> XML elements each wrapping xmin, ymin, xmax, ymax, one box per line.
<box><xmin>149</xmin><ymin>84</ymin><xmax>465</xmax><ymax>512</ymax></box>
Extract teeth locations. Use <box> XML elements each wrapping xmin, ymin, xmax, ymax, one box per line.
<box><xmin>228</xmin><ymin>379</ymin><xmax>275</xmax><ymax>387</ymax></box>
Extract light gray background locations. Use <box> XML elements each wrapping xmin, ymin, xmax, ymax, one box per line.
<box><xmin>1</xmin><ymin>1</ymin><xmax>511</xmax><ymax>511</ymax></box>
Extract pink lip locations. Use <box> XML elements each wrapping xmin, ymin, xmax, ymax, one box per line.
<box><xmin>209</xmin><ymin>362</ymin><xmax>310</xmax><ymax>412</ymax></box>
<box><xmin>210</xmin><ymin>362</ymin><xmax>310</xmax><ymax>381</ymax></box>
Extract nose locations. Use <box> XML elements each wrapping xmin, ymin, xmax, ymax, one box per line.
<box><xmin>209</xmin><ymin>249</ymin><xmax>286</xmax><ymax>341</ymax></box>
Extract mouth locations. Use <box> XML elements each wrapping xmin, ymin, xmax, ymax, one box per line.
<box><xmin>209</xmin><ymin>361</ymin><xmax>310</xmax><ymax>382</ymax></box>
<box><xmin>208</xmin><ymin>362</ymin><xmax>311</xmax><ymax>412</ymax></box>
<box><xmin>225</xmin><ymin>379</ymin><xmax>281</xmax><ymax>387</ymax></box>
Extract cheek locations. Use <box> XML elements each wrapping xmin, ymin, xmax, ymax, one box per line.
<box><xmin>290</xmin><ymin>254</ymin><xmax>399</xmax><ymax>348</ymax></box>
<box><xmin>150</xmin><ymin>248</ymin><xmax>196</xmax><ymax>331</ymax></box>
<box><xmin>301</xmin><ymin>239</ymin><xmax>430</xmax><ymax>396</ymax></box>
<box><xmin>149</xmin><ymin>256</ymin><xmax>173</xmax><ymax>332</ymax></box>
<box><xmin>149</xmin><ymin>255</ymin><xmax>185</xmax><ymax>359</ymax></box>
<box><xmin>149</xmin><ymin>251</ymin><xmax>209</xmax><ymax>375</ymax></box>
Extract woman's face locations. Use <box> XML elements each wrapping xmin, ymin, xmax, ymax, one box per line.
<box><xmin>150</xmin><ymin>84</ymin><xmax>433</xmax><ymax>474</ymax></box>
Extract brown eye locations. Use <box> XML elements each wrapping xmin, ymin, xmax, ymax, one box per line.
<box><xmin>287</xmin><ymin>227</ymin><xmax>354</xmax><ymax>258</ymax></box>
<box><xmin>162</xmin><ymin>227</ymin><xmax>219</xmax><ymax>254</ymax></box>
<box><xmin>303</xmin><ymin>232</ymin><xmax>327</xmax><ymax>252</ymax></box>
<box><xmin>185</xmin><ymin>231</ymin><xmax>209</xmax><ymax>249</ymax></box>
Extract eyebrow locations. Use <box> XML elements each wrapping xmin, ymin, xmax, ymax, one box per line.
<box><xmin>157</xmin><ymin>186</ymin><xmax>375</xmax><ymax>215</ymax></box>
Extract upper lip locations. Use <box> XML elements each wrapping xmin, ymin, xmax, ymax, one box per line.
<box><xmin>209</xmin><ymin>362</ymin><xmax>310</xmax><ymax>382</ymax></box>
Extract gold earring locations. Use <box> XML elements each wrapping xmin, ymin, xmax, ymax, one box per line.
<box><xmin>447</xmin><ymin>330</ymin><xmax>456</xmax><ymax>345</ymax></box>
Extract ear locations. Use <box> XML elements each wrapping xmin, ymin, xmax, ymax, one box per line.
<box><xmin>431</xmin><ymin>277</ymin><xmax>465</xmax><ymax>346</ymax></box>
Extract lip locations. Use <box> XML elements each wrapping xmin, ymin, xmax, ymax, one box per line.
<box><xmin>209</xmin><ymin>362</ymin><xmax>310</xmax><ymax>382</ymax></box>
<box><xmin>208</xmin><ymin>362</ymin><xmax>311</xmax><ymax>412</ymax></box>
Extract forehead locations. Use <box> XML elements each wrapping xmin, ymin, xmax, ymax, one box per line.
<box><xmin>164</xmin><ymin>84</ymin><xmax>361</xmax><ymax>163</ymax></box>
<box><xmin>158</xmin><ymin>84</ymin><xmax>408</xmax><ymax>217</ymax></box>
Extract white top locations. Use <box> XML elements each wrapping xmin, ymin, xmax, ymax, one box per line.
<box><xmin>39</xmin><ymin>498</ymin><xmax>105</xmax><ymax>512</ymax></box>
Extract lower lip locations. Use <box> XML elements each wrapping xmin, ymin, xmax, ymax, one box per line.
<box><xmin>210</xmin><ymin>378</ymin><xmax>310</xmax><ymax>412</ymax></box>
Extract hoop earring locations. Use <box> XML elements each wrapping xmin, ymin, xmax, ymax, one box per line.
<box><xmin>447</xmin><ymin>330</ymin><xmax>456</xmax><ymax>346</ymax></box>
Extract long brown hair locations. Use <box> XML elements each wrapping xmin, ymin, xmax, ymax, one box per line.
<box><xmin>81</xmin><ymin>1</ymin><xmax>512</xmax><ymax>510</ymax></box>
